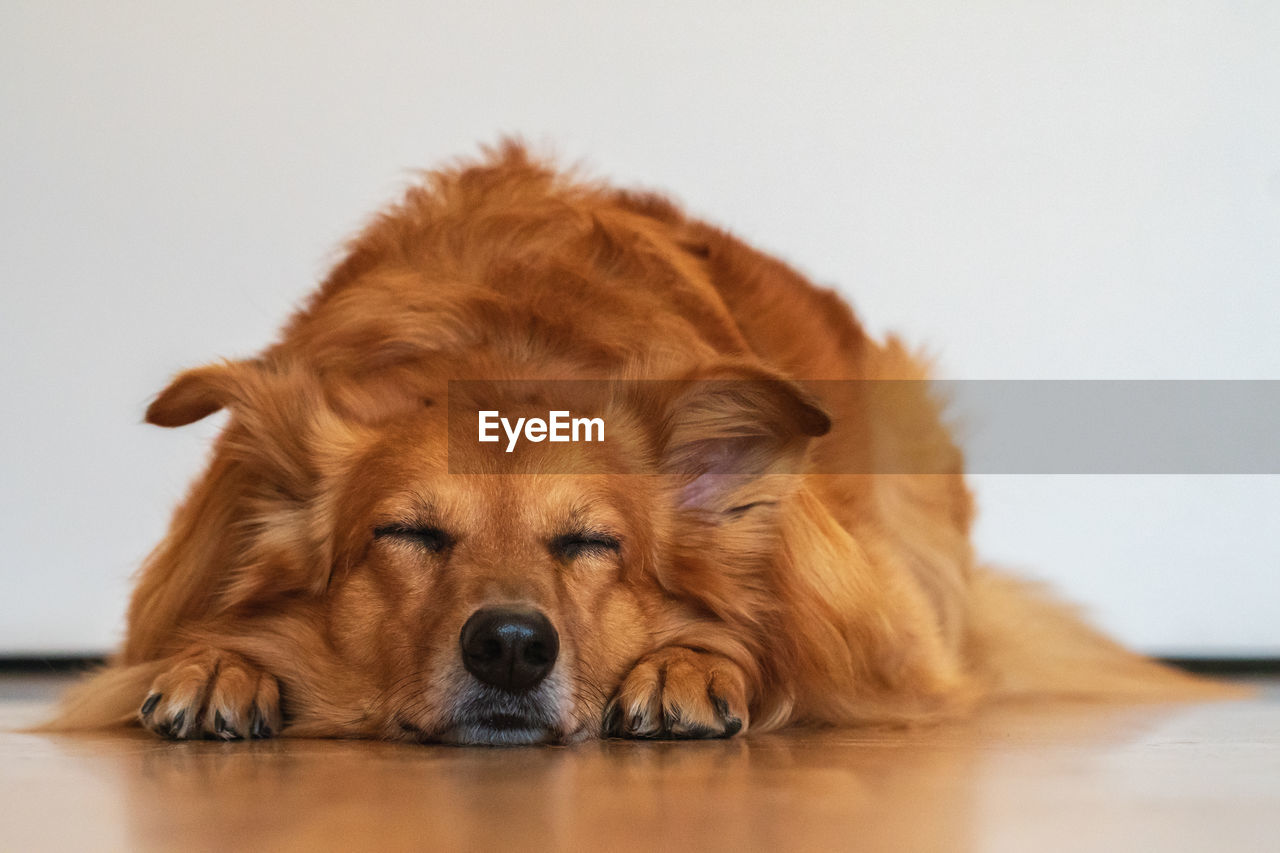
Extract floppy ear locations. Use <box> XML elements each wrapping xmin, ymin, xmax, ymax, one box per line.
<box><xmin>660</xmin><ymin>363</ymin><xmax>830</xmax><ymax>510</ymax></box>
<box><xmin>145</xmin><ymin>358</ymin><xmax>335</xmax><ymax>505</ymax></box>
<box><xmin>140</xmin><ymin>358</ymin><xmax>363</xmax><ymax>608</ymax></box>
<box><xmin>145</xmin><ymin>360</ymin><xmax>258</xmax><ymax>427</ymax></box>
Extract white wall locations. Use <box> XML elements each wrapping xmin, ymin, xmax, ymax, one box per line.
<box><xmin>2</xmin><ymin>1</ymin><xmax>1277</xmax><ymax>655</ymax></box>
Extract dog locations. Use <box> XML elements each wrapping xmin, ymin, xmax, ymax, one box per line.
<box><xmin>49</xmin><ymin>144</ymin><xmax>1229</xmax><ymax>745</ymax></box>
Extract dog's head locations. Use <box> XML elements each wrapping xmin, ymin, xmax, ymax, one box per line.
<box><xmin>145</xmin><ymin>358</ymin><xmax>828</xmax><ymax>744</ymax></box>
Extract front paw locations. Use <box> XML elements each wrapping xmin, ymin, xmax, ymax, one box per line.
<box><xmin>138</xmin><ymin>648</ymin><xmax>281</xmax><ymax>740</ymax></box>
<box><xmin>606</xmin><ymin>647</ymin><xmax>749</xmax><ymax>739</ymax></box>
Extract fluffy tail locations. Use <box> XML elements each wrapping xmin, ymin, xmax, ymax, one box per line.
<box><xmin>966</xmin><ymin>567</ymin><xmax>1249</xmax><ymax>702</ymax></box>
<box><xmin>31</xmin><ymin>660</ymin><xmax>166</xmax><ymax>732</ymax></box>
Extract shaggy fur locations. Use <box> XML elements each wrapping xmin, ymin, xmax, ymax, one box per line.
<box><xmin>47</xmin><ymin>144</ymin><xmax>1233</xmax><ymax>744</ymax></box>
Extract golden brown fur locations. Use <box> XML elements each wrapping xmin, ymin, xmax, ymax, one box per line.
<box><xmin>48</xmin><ymin>144</ymin><xmax>1234</xmax><ymax>744</ymax></box>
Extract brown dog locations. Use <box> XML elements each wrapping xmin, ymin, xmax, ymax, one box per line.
<box><xmin>50</xmin><ymin>144</ymin><xmax>1226</xmax><ymax>744</ymax></box>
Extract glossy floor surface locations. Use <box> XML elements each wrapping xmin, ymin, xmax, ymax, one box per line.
<box><xmin>1</xmin><ymin>673</ymin><xmax>1276</xmax><ymax>852</ymax></box>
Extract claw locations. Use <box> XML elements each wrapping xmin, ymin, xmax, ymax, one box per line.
<box><xmin>250</xmin><ymin>709</ymin><xmax>272</xmax><ymax>739</ymax></box>
<box><xmin>214</xmin><ymin>710</ymin><xmax>240</xmax><ymax>740</ymax></box>
<box><xmin>709</xmin><ymin>691</ymin><xmax>743</xmax><ymax>737</ymax></box>
<box><xmin>602</xmin><ymin>700</ymin><xmax>622</xmax><ymax>737</ymax></box>
<box><xmin>140</xmin><ymin>693</ymin><xmax>162</xmax><ymax>717</ymax></box>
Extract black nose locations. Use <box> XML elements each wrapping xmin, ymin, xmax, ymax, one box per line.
<box><xmin>459</xmin><ymin>607</ymin><xmax>559</xmax><ymax>692</ymax></box>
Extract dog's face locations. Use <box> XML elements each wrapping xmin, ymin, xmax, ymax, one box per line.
<box><xmin>325</xmin><ymin>407</ymin><xmax>665</xmax><ymax>745</ymax></box>
<box><xmin>146</xmin><ymin>360</ymin><xmax>829</xmax><ymax>744</ymax></box>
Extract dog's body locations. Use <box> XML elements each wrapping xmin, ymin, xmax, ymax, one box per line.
<box><xmin>51</xmin><ymin>146</ymin><xmax>1225</xmax><ymax>744</ymax></box>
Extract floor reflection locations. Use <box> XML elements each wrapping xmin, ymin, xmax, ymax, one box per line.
<box><xmin>9</xmin><ymin>690</ymin><xmax>1270</xmax><ymax>852</ymax></box>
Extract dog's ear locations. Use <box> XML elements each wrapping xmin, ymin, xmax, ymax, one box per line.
<box><xmin>659</xmin><ymin>363</ymin><xmax>830</xmax><ymax>510</ymax></box>
<box><xmin>146</xmin><ymin>360</ymin><xmax>259</xmax><ymax>427</ymax></box>
<box><xmin>145</xmin><ymin>358</ymin><xmax>363</xmax><ymax>602</ymax></box>
<box><xmin>148</xmin><ymin>359</ymin><xmax>348</xmax><ymax>497</ymax></box>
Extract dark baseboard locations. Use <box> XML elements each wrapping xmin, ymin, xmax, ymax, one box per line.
<box><xmin>0</xmin><ymin>656</ymin><xmax>107</xmax><ymax>673</ymax></box>
<box><xmin>0</xmin><ymin>655</ymin><xmax>1277</xmax><ymax>676</ymax></box>
<box><xmin>1160</xmin><ymin>657</ymin><xmax>1280</xmax><ymax>675</ymax></box>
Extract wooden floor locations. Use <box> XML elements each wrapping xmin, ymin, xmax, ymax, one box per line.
<box><xmin>1</xmin><ymin>673</ymin><xmax>1276</xmax><ymax>852</ymax></box>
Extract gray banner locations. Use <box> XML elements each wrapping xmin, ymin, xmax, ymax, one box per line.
<box><xmin>445</xmin><ymin>380</ymin><xmax>1280</xmax><ymax>474</ymax></box>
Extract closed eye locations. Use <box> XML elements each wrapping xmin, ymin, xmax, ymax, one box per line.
<box><xmin>374</xmin><ymin>524</ymin><xmax>454</xmax><ymax>553</ymax></box>
<box><xmin>549</xmin><ymin>531</ymin><xmax>621</xmax><ymax>561</ymax></box>
<box><xmin>726</xmin><ymin>501</ymin><xmax>777</xmax><ymax>517</ymax></box>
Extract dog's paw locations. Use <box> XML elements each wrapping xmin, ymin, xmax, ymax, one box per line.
<box><xmin>138</xmin><ymin>648</ymin><xmax>281</xmax><ymax>741</ymax></box>
<box><xmin>605</xmin><ymin>647</ymin><xmax>749</xmax><ymax>739</ymax></box>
